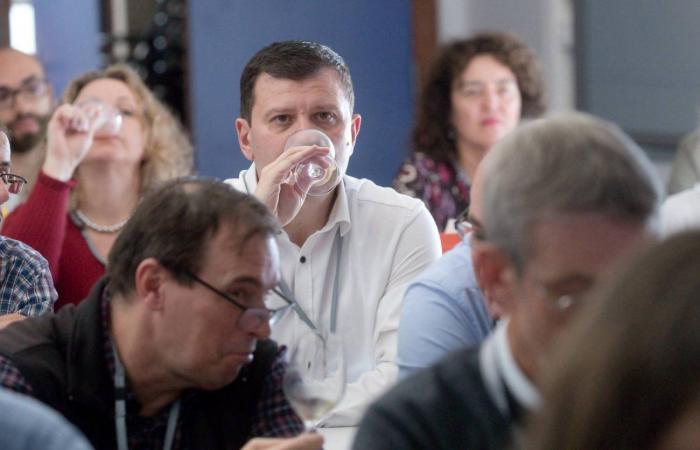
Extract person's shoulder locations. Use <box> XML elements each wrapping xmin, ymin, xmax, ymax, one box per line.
<box><xmin>0</xmin><ymin>388</ymin><xmax>93</xmax><ymax>450</ymax></box>
<box><xmin>0</xmin><ymin>237</ymin><xmax>49</xmax><ymax>272</ymax></box>
<box><xmin>345</xmin><ymin>175</ymin><xmax>428</xmax><ymax>213</ymax></box>
<box><xmin>411</xmin><ymin>241</ymin><xmax>474</xmax><ymax>287</ymax></box>
<box><xmin>374</xmin><ymin>346</ymin><xmax>481</xmax><ymax>411</ymax></box>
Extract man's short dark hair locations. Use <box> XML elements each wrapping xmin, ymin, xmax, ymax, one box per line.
<box><xmin>107</xmin><ymin>178</ymin><xmax>280</xmax><ymax>296</ymax></box>
<box><xmin>239</xmin><ymin>40</ymin><xmax>354</xmax><ymax>122</ymax></box>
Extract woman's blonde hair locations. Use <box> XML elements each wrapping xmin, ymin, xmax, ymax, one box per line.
<box><xmin>62</xmin><ymin>63</ymin><xmax>193</xmax><ymax>196</ymax></box>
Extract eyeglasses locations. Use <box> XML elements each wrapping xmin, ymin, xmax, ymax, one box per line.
<box><xmin>0</xmin><ymin>77</ymin><xmax>50</xmax><ymax>110</ymax></box>
<box><xmin>0</xmin><ymin>171</ymin><xmax>27</xmax><ymax>194</ymax></box>
<box><xmin>182</xmin><ymin>270</ymin><xmax>282</xmax><ymax>332</ymax></box>
<box><xmin>456</xmin><ymin>206</ymin><xmax>486</xmax><ymax>241</ymax></box>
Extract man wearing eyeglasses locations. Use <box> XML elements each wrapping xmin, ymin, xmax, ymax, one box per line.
<box><xmin>0</xmin><ymin>130</ymin><xmax>56</xmax><ymax>328</ymax></box>
<box><xmin>0</xmin><ymin>48</ymin><xmax>54</xmax><ymax>210</ymax></box>
<box><xmin>0</xmin><ymin>179</ymin><xmax>323</xmax><ymax>450</ymax></box>
<box><xmin>354</xmin><ymin>112</ymin><xmax>662</xmax><ymax>450</ymax></box>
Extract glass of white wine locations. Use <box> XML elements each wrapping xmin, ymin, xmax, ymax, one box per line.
<box><xmin>283</xmin><ymin>129</ymin><xmax>342</xmax><ymax>196</ymax></box>
<box><xmin>283</xmin><ymin>331</ymin><xmax>346</xmax><ymax>430</ymax></box>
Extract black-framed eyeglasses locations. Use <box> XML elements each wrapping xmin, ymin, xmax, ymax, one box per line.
<box><xmin>182</xmin><ymin>270</ymin><xmax>289</xmax><ymax>332</ymax></box>
<box><xmin>456</xmin><ymin>206</ymin><xmax>486</xmax><ymax>241</ymax></box>
<box><xmin>0</xmin><ymin>77</ymin><xmax>50</xmax><ymax>110</ymax></box>
<box><xmin>0</xmin><ymin>172</ymin><xmax>27</xmax><ymax>194</ymax></box>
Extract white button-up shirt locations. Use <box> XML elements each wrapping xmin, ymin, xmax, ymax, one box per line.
<box><xmin>226</xmin><ymin>164</ymin><xmax>441</xmax><ymax>426</ymax></box>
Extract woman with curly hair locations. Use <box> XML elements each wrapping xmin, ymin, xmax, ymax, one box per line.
<box><xmin>3</xmin><ymin>64</ymin><xmax>193</xmax><ymax>309</ymax></box>
<box><xmin>393</xmin><ymin>31</ymin><xmax>544</xmax><ymax>230</ymax></box>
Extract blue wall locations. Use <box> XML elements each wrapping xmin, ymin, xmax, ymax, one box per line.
<box><xmin>34</xmin><ymin>0</ymin><xmax>102</xmax><ymax>96</ymax></box>
<box><xmin>188</xmin><ymin>1</ymin><xmax>415</xmax><ymax>185</ymax></box>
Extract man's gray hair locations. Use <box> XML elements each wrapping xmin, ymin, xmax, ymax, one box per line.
<box><xmin>481</xmin><ymin>112</ymin><xmax>663</xmax><ymax>271</ymax></box>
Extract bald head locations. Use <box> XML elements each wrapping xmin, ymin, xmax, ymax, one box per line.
<box><xmin>0</xmin><ymin>48</ymin><xmax>52</xmax><ymax>154</ymax></box>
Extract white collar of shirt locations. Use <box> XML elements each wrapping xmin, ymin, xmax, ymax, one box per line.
<box><xmin>479</xmin><ymin>319</ymin><xmax>541</xmax><ymax>416</ymax></box>
<box><xmin>240</xmin><ymin>162</ymin><xmax>351</xmax><ymax>239</ymax></box>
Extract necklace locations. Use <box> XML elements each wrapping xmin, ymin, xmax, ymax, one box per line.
<box><xmin>75</xmin><ymin>209</ymin><xmax>130</xmax><ymax>233</ymax></box>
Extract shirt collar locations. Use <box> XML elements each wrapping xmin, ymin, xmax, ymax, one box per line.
<box><xmin>493</xmin><ymin>319</ymin><xmax>541</xmax><ymax>411</ymax></box>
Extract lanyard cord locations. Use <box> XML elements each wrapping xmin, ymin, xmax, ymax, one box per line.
<box><xmin>277</xmin><ymin>229</ymin><xmax>342</xmax><ymax>334</ymax></box>
<box><xmin>111</xmin><ymin>340</ymin><xmax>181</xmax><ymax>450</ymax></box>
<box><xmin>243</xmin><ymin>168</ymin><xmax>343</xmax><ymax>333</ymax></box>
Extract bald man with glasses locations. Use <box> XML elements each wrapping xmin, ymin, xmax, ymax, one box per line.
<box><xmin>0</xmin><ymin>130</ymin><xmax>56</xmax><ymax>328</ymax></box>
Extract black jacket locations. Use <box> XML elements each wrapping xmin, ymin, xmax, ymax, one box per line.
<box><xmin>0</xmin><ymin>277</ymin><xmax>280</xmax><ymax>450</ymax></box>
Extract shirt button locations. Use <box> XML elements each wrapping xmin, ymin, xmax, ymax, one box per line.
<box><xmin>300</xmin><ymin>256</ymin><xmax>307</xmax><ymax>263</ymax></box>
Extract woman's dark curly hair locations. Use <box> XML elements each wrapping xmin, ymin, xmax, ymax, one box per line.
<box><xmin>412</xmin><ymin>31</ymin><xmax>545</xmax><ymax>162</ymax></box>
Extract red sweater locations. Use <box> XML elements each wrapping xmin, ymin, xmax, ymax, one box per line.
<box><xmin>3</xmin><ymin>171</ymin><xmax>105</xmax><ymax>309</ymax></box>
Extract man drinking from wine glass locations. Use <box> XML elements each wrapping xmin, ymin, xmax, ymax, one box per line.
<box><xmin>0</xmin><ymin>179</ymin><xmax>322</xmax><ymax>450</ymax></box>
<box><xmin>226</xmin><ymin>40</ymin><xmax>441</xmax><ymax>427</ymax></box>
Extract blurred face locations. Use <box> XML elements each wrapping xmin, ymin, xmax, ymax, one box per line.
<box><xmin>236</xmin><ymin>68</ymin><xmax>361</xmax><ymax>191</ymax></box>
<box><xmin>503</xmin><ymin>214</ymin><xmax>650</xmax><ymax>378</ymax></box>
<box><xmin>450</xmin><ymin>54</ymin><xmax>521</xmax><ymax>153</ymax></box>
<box><xmin>0</xmin><ymin>50</ymin><xmax>53</xmax><ymax>154</ymax></box>
<box><xmin>73</xmin><ymin>78</ymin><xmax>145</xmax><ymax>166</ymax></box>
<box><xmin>158</xmin><ymin>228</ymin><xmax>280</xmax><ymax>390</ymax></box>
<box><xmin>0</xmin><ymin>132</ymin><xmax>12</xmax><ymax>206</ymax></box>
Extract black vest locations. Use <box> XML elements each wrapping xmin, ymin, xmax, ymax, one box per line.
<box><xmin>0</xmin><ymin>277</ymin><xmax>280</xmax><ymax>450</ymax></box>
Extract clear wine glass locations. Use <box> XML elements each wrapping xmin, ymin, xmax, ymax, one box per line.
<box><xmin>75</xmin><ymin>99</ymin><xmax>123</xmax><ymax>137</ymax></box>
<box><xmin>283</xmin><ymin>331</ymin><xmax>346</xmax><ymax>430</ymax></box>
<box><xmin>283</xmin><ymin>129</ymin><xmax>342</xmax><ymax>196</ymax></box>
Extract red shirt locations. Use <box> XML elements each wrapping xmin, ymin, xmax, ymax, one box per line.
<box><xmin>3</xmin><ymin>171</ymin><xmax>104</xmax><ymax>309</ymax></box>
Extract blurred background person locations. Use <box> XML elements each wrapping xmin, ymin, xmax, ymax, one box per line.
<box><xmin>526</xmin><ymin>230</ymin><xmax>700</xmax><ymax>450</ymax></box>
<box><xmin>0</xmin><ymin>131</ymin><xmax>56</xmax><ymax>329</ymax></box>
<box><xmin>661</xmin><ymin>183</ymin><xmax>700</xmax><ymax>236</ymax></box>
<box><xmin>667</xmin><ymin>129</ymin><xmax>700</xmax><ymax>195</ymax></box>
<box><xmin>2</xmin><ymin>64</ymin><xmax>192</xmax><ymax>309</ymax></box>
<box><xmin>392</xmin><ymin>31</ymin><xmax>544</xmax><ymax>231</ymax></box>
<box><xmin>0</xmin><ymin>48</ymin><xmax>54</xmax><ymax>211</ymax></box>
<box><xmin>0</xmin><ymin>387</ymin><xmax>93</xmax><ymax>450</ymax></box>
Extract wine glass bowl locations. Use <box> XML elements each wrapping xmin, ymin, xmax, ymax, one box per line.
<box><xmin>75</xmin><ymin>99</ymin><xmax>123</xmax><ymax>137</ymax></box>
<box><xmin>284</xmin><ymin>129</ymin><xmax>342</xmax><ymax>196</ymax></box>
<box><xmin>283</xmin><ymin>332</ymin><xmax>346</xmax><ymax>430</ymax></box>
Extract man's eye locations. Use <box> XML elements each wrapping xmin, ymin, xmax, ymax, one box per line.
<box><xmin>272</xmin><ymin>115</ymin><xmax>290</xmax><ymax>124</ymax></box>
<box><xmin>0</xmin><ymin>90</ymin><xmax>10</xmax><ymax>102</ymax></box>
<box><xmin>315</xmin><ymin>112</ymin><xmax>336</xmax><ymax>123</ymax></box>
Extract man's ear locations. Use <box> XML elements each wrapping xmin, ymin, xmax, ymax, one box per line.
<box><xmin>471</xmin><ymin>241</ymin><xmax>517</xmax><ymax>319</ymax></box>
<box><xmin>134</xmin><ymin>258</ymin><xmax>167</xmax><ymax>311</ymax></box>
<box><xmin>235</xmin><ymin>118</ymin><xmax>254</xmax><ymax>161</ymax></box>
<box><xmin>350</xmin><ymin>113</ymin><xmax>362</xmax><ymax>148</ymax></box>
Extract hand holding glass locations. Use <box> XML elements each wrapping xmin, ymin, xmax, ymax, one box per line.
<box><xmin>283</xmin><ymin>129</ymin><xmax>342</xmax><ymax>196</ymax></box>
<box><xmin>283</xmin><ymin>332</ymin><xmax>346</xmax><ymax>430</ymax></box>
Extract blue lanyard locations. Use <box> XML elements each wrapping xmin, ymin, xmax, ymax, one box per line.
<box><xmin>112</xmin><ymin>340</ymin><xmax>181</xmax><ymax>450</ymax></box>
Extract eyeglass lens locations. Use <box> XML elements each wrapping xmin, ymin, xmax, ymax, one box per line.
<box><xmin>0</xmin><ymin>173</ymin><xmax>26</xmax><ymax>194</ymax></box>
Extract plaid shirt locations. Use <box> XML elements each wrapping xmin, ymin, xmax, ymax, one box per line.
<box><xmin>0</xmin><ymin>289</ymin><xmax>303</xmax><ymax>449</ymax></box>
<box><xmin>0</xmin><ymin>236</ymin><xmax>57</xmax><ymax>316</ymax></box>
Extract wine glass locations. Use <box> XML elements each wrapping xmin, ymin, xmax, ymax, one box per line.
<box><xmin>75</xmin><ymin>99</ymin><xmax>123</xmax><ymax>137</ymax></box>
<box><xmin>283</xmin><ymin>129</ymin><xmax>342</xmax><ymax>196</ymax></box>
<box><xmin>283</xmin><ymin>331</ymin><xmax>346</xmax><ymax>430</ymax></box>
